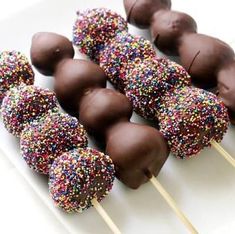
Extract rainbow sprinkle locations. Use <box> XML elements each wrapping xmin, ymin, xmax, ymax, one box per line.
<box><xmin>1</xmin><ymin>85</ymin><xmax>59</xmax><ymax>137</ymax></box>
<box><xmin>73</xmin><ymin>8</ymin><xmax>128</xmax><ymax>63</ymax></box>
<box><xmin>0</xmin><ymin>51</ymin><xmax>34</xmax><ymax>103</ymax></box>
<box><xmin>20</xmin><ymin>112</ymin><xmax>88</xmax><ymax>174</ymax></box>
<box><xmin>125</xmin><ymin>58</ymin><xmax>191</xmax><ymax>119</ymax></box>
<box><xmin>100</xmin><ymin>31</ymin><xmax>156</xmax><ymax>91</ymax></box>
<box><xmin>0</xmin><ymin>48</ymin><xmax>115</xmax><ymax>212</ymax></box>
<box><xmin>158</xmin><ymin>86</ymin><xmax>229</xmax><ymax>158</ymax></box>
<box><xmin>73</xmin><ymin>8</ymin><xmax>229</xmax><ymax>159</ymax></box>
<box><xmin>49</xmin><ymin>148</ymin><xmax>115</xmax><ymax>213</ymax></box>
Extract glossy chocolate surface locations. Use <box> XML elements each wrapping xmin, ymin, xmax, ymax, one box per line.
<box><xmin>30</xmin><ymin>32</ymin><xmax>170</xmax><ymax>189</ymax></box>
<box><xmin>124</xmin><ymin>0</ymin><xmax>171</xmax><ymax>28</ymax></box>
<box><xmin>179</xmin><ymin>34</ymin><xmax>234</xmax><ymax>89</ymax></box>
<box><xmin>54</xmin><ymin>59</ymin><xmax>106</xmax><ymax>115</ymax></box>
<box><xmin>218</xmin><ymin>60</ymin><xmax>235</xmax><ymax>124</ymax></box>
<box><xmin>123</xmin><ymin>1</ymin><xmax>235</xmax><ymax>121</ymax></box>
<box><xmin>151</xmin><ymin>10</ymin><xmax>197</xmax><ymax>55</ymax></box>
<box><xmin>106</xmin><ymin>122</ymin><xmax>169</xmax><ymax>189</ymax></box>
<box><xmin>31</xmin><ymin>32</ymin><xmax>74</xmax><ymax>76</ymax></box>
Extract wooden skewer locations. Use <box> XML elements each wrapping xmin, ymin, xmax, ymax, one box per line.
<box><xmin>150</xmin><ymin>177</ymin><xmax>198</xmax><ymax>234</ymax></box>
<box><xmin>211</xmin><ymin>141</ymin><xmax>235</xmax><ymax>168</ymax></box>
<box><xmin>91</xmin><ymin>199</ymin><xmax>121</xmax><ymax>234</ymax></box>
<box><xmin>0</xmin><ymin>147</ymin><xmax>77</xmax><ymax>234</ymax></box>
<box><xmin>0</xmin><ymin>144</ymin><xmax>121</xmax><ymax>234</ymax></box>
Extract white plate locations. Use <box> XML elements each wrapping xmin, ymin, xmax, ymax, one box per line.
<box><xmin>0</xmin><ymin>0</ymin><xmax>235</xmax><ymax>233</ymax></box>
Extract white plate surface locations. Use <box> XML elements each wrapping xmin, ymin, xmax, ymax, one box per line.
<box><xmin>0</xmin><ymin>0</ymin><xmax>235</xmax><ymax>233</ymax></box>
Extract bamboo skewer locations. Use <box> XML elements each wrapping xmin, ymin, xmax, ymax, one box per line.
<box><xmin>92</xmin><ymin>199</ymin><xmax>122</xmax><ymax>234</ymax></box>
<box><xmin>0</xmin><ymin>138</ymin><xmax>122</xmax><ymax>234</ymax></box>
<box><xmin>0</xmin><ymin>147</ymin><xmax>77</xmax><ymax>234</ymax></box>
<box><xmin>0</xmin><ymin>105</ymin><xmax>122</xmax><ymax>233</ymax></box>
<box><xmin>150</xmin><ymin>177</ymin><xmax>198</xmax><ymax>234</ymax></box>
<box><xmin>211</xmin><ymin>141</ymin><xmax>235</xmax><ymax>168</ymax></box>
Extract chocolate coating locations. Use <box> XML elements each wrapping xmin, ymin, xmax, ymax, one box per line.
<box><xmin>79</xmin><ymin>88</ymin><xmax>133</xmax><ymax>138</ymax></box>
<box><xmin>124</xmin><ymin>58</ymin><xmax>191</xmax><ymax>120</ymax></box>
<box><xmin>30</xmin><ymin>32</ymin><xmax>74</xmax><ymax>76</ymax></box>
<box><xmin>49</xmin><ymin>148</ymin><xmax>115</xmax><ymax>213</ymax></box>
<box><xmin>106</xmin><ymin>122</ymin><xmax>169</xmax><ymax>189</ymax></box>
<box><xmin>0</xmin><ymin>51</ymin><xmax>34</xmax><ymax>103</ymax></box>
<box><xmin>54</xmin><ymin>59</ymin><xmax>106</xmax><ymax>115</ymax></box>
<box><xmin>100</xmin><ymin>31</ymin><xmax>156</xmax><ymax>92</ymax></box>
<box><xmin>32</xmin><ymin>31</ymin><xmax>169</xmax><ymax>189</ymax></box>
<box><xmin>158</xmin><ymin>86</ymin><xmax>229</xmax><ymax>158</ymax></box>
<box><xmin>217</xmin><ymin>60</ymin><xmax>235</xmax><ymax>124</ymax></box>
<box><xmin>123</xmin><ymin>2</ymin><xmax>235</xmax><ymax>123</ymax></box>
<box><xmin>73</xmin><ymin>8</ymin><xmax>128</xmax><ymax>62</ymax></box>
<box><xmin>1</xmin><ymin>85</ymin><xmax>59</xmax><ymax>137</ymax></box>
<box><xmin>124</xmin><ymin>0</ymin><xmax>171</xmax><ymax>28</ymax></box>
<box><xmin>20</xmin><ymin>112</ymin><xmax>88</xmax><ymax>174</ymax></box>
<box><xmin>179</xmin><ymin>34</ymin><xmax>235</xmax><ymax>89</ymax></box>
<box><xmin>151</xmin><ymin>10</ymin><xmax>197</xmax><ymax>55</ymax></box>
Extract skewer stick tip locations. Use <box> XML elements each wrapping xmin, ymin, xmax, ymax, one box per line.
<box><xmin>211</xmin><ymin>141</ymin><xmax>235</xmax><ymax>168</ymax></box>
<box><xmin>149</xmin><ymin>176</ymin><xmax>198</xmax><ymax>234</ymax></box>
<box><xmin>92</xmin><ymin>198</ymin><xmax>121</xmax><ymax>234</ymax></box>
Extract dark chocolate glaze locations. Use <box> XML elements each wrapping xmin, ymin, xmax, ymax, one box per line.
<box><xmin>79</xmin><ymin>88</ymin><xmax>133</xmax><ymax>138</ymax></box>
<box><xmin>217</xmin><ymin>60</ymin><xmax>235</xmax><ymax>124</ymax></box>
<box><xmin>179</xmin><ymin>34</ymin><xmax>235</xmax><ymax>89</ymax></box>
<box><xmin>151</xmin><ymin>10</ymin><xmax>197</xmax><ymax>56</ymax></box>
<box><xmin>54</xmin><ymin>59</ymin><xmax>106</xmax><ymax>115</ymax></box>
<box><xmin>124</xmin><ymin>0</ymin><xmax>171</xmax><ymax>28</ymax></box>
<box><xmin>30</xmin><ymin>32</ymin><xmax>169</xmax><ymax>189</ymax></box>
<box><xmin>106</xmin><ymin>122</ymin><xmax>168</xmax><ymax>189</ymax></box>
<box><xmin>123</xmin><ymin>1</ymin><xmax>235</xmax><ymax>122</ymax></box>
<box><xmin>31</xmin><ymin>32</ymin><xmax>74</xmax><ymax>76</ymax></box>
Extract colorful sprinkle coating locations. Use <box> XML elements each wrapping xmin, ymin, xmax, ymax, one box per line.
<box><xmin>158</xmin><ymin>58</ymin><xmax>191</xmax><ymax>88</ymax></box>
<box><xmin>0</xmin><ymin>51</ymin><xmax>34</xmax><ymax>103</ymax></box>
<box><xmin>124</xmin><ymin>58</ymin><xmax>191</xmax><ymax>119</ymax></box>
<box><xmin>73</xmin><ymin>8</ymin><xmax>128</xmax><ymax>63</ymax></box>
<box><xmin>100</xmin><ymin>31</ymin><xmax>156</xmax><ymax>91</ymax></box>
<box><xmin>49</xmin><ymin>148</ymin><xmax>115</xmax><ymax>213</ymax></box>
<box><xmin>1</xmin><ymin>85</ymin><xmax>59</xmax><ymax>137</ymax></box>
<box><xmin>74</xmin><ymin>8</ymin><xmax>229</xmax><ymax>159</ymax></box>
<box><xmin>20</xmin><ymin>112</ymin><xmax>88</xmax><ymax>174</ymax></box>
<box><xmin>158</xmin><ymin>86</ymin><xmax>229</xmax><ymax>158</ymax></box>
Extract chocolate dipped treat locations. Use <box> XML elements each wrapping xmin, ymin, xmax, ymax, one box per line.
<box><xmin>178</xmin><ymin>33</ymin><xmax>234</xmax><ymax>89</ymax></box>
<box><xmin>30</xmin><ymin>32</ymin><xmax>169</xmax><ymax>189</ymax></box>
<box><xmin>21</xmin><ymin>111</ymin><xmax>88</xmax><ymax>174</ymax></box>
<box><xmin>1</xmin><ymin>85</ymin><xmax>59</xmax><ymax>137</ymax></box>
<box><xmin>79</xmin><ymin>88</ymin><xmax>133</xmax><ymax>137</ymax></box>
<box><xmin>54</xmin><ymin>59</ymin><xmax>106</xmax><ymax>116</ymax></box>
<box><xmin>49</xmin><ymin>147</ymin><xmax>115</xmax><ymax>213</ymax></box>
<box><xmin>151</xmin><ymin>10</ymin><xmax>197</xmax><ymax>56</ymax></box>
<box><xmin>72</xmin><ymin>8</ymin><xmax>229</xmax><ymax>159</ymax></box>
<box><xmin>123</xmin><ymin>1</ymin><xmax>235</xmax><ymax>122</ymax></box>
<box><xmin>105</xmin><ymin>122</ymin><xmax>168</xmax><ymax>188</ymax></box>
<box><xmin>73</xmin><ymin>8</ymin><xmax>128</xmax><ymax>63</ymax></box>
<box><xmin>0</xmin><ymin>50</ymin><xmax>115</xmax><ymax>213</ymax></box>
<box><xmin>0</xmin><ymin>51</ymin><xmax>34</xmax><ymax>103</ymax></box>
<box><xmin>124</xmin><ymin>0</ymin><xmax>171</xmax><ymax>28</ymax></box>
<box><xmin>30</xmin><ymin>33</ymin><xmax>74</xmax><ymax>76</ymax></box>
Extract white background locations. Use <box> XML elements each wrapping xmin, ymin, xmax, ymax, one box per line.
<box><xmin>0</xmin><ymin>0</ymin><xmax>235</xmax><ymax>233</ymax></box>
